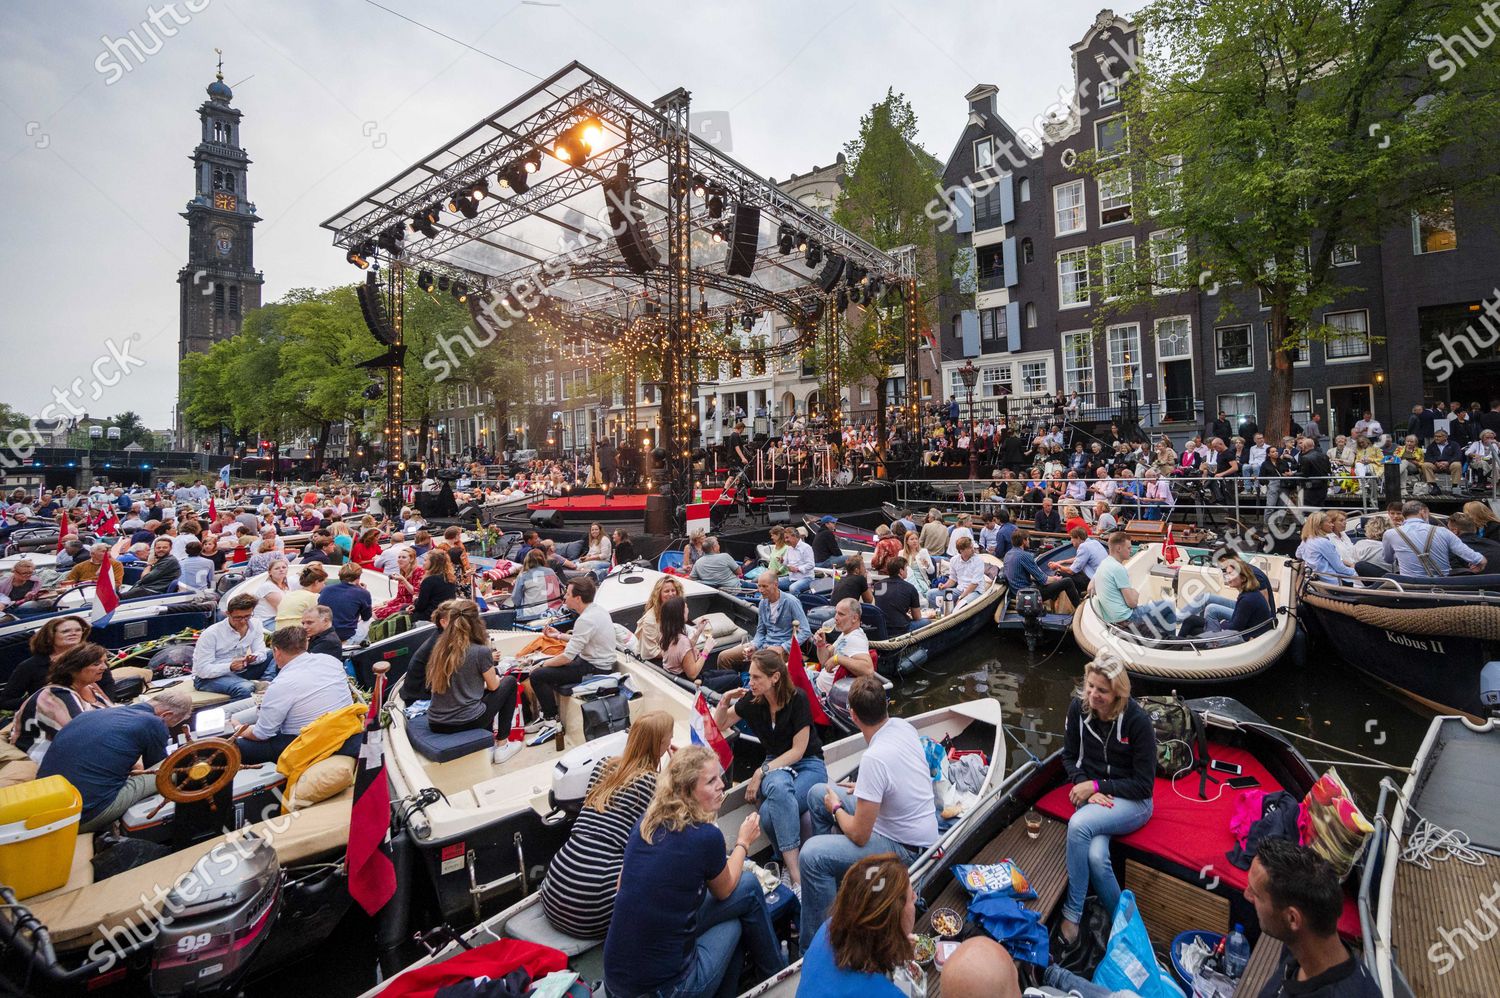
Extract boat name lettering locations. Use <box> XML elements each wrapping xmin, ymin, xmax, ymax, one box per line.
<box><xmin>1383</xmin><ymin>631</ymin><xmax>1445</xmax><ymax>654</ymax></box>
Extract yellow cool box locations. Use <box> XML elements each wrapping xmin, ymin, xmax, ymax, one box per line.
<box><xmin>0</xmin><ymin>775</ymin><xmax>83</xmax><ymax>899</ymax></box>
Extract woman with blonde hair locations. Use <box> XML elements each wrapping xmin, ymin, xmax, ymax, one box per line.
<box><xmin>542</xmin><ymin>710</ymin><xmax>674</xmax><ymax>938</ymax></box>
<box><xmin>373</xmin><ymin>546</ymin><xmax>425</xmax><ymax>621</ymax></box>
<box><xmin>604</xmin><ymin>746</ymin><xmax>785</xmax><ymax>998</ymax></box>
<box><xmin>899</xmin><ymin>529</ymin><xmax>933</xmax><ymax>597</ymax></box>
<box><xmin>413</xmin><ymin>548</ymin><xmax>459</xmax><ymax>622</ymax></box>
<box><xmin>1296</xmin><ymin>511</ymin><xmax>1356</xmax><ymax>581</ymax></box>
<box><xmin>797</xmin><ymin>854</ymin><xmax>922</xmax><ymax>996</ymax></box>
<box><xmin>577</xmin><ymin>521</ymin><xmax>613</xmax><ymax>576</ymax></box>
<box><xmin>682</xmin><ymin>528</ymin><xmax>708</xmax><ymax>574</ymax></box>
<box><xmin>1464</xmin><ymin>500</ymin><xmax>1500</xmax><ymax>541</ymax></box>
<box><xmin>634</xmin><ymin>574</ymin><xmax>687</xmax><ymax>658</ymax></box>
<box><xmin>424</xmin><ymin>599</ymin><xmax>517</xmax><ymax>741</ymax></box>
<box><xmin>1057</xmin><ymin>659</ymin><xmax>1156</xmax><ymax>946</ymax></box>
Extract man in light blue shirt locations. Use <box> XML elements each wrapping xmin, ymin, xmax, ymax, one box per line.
<box><xmin>717</xmin><ymin>570</ymin><xmax>810</xmax><ymax>672</ymax></box>
<box><xmin>1055</xmin><ymin>526</ymin><xmax>1108</xmax><ymax>582</ymax></box>
<box><xmin>1091</xmin><ymin>532</ymin><xmax>1180</xmax><ymax>629</ymax></box>
<box><xmin>1297</xmin><ymin>534</ymin><xmax>1356</xmax><ymax>581</ymax></box>
<box><xmin>1380</xmin><ymin>501</ymin><xmax>1486</xmax><ymax>577</ymax></box>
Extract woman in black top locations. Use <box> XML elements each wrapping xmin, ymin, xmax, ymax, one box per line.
<box><xmin>0</xmin><ymin>615</ymin><xmax>94</xmax><ymax>711</ymax></box>
<box><xmin>400</xmin><ymin>600</ymin><xmax>452</xmax><ymax>703</ymax></box>
<box><xmin>830</xmin><ymin>555</ymin><xmax>873</xmax><ymax>605</ymax></box>
<box><xmin>412</xmin><ymin>549</ymin><xmax>459</xmax><ymax>622</ymax></box>
<box><xmin>711</xmin><ymin>647</ymin><xmax>828</xmax><ymax>895</ymax></box>
<box><xmin>1058</xmin><ymin>660</ymin><xmax>1157</xmax><ymax>945</ymax></box>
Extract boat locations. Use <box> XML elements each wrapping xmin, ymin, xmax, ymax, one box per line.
<box><xmin>381</xmin><ymin>626</ymin><xmax>741</xmax><ymax>928</ymax></box>
<box><xmin>801</xmin><ymin>514</ymin><xmax>876</xmax><ymax>553</ymax></box>
<box><xmin>1363</xmin><ymin>712</ymin><xmax>1500</xmax><ymax>997</ymax></box>
<box><xmin>357</xmin><ymin>698</ymin><xmax>1006</xmax><ymax>998</ymax></box>
<box><xmin>217</xmin><ymin>566</ymin><xmax>399</xmax><ymax>616</ymax></box>
<box><xmin>0</xmin><ymin>731</ymin><xmax>362</xmax><ymax>995</ymax></box>
<box><xmin>1071</xmin><ymin>543</ymin><xmax>1302</xmax><ymax>683</ymax></box>
<box><xmin>866</xmin><ymin>553</ymin><xmax>1007</xmax><ymax>678</ymax></box>
<box><xmin>0</xmin><ymin>588</ymin><xmax>220</xmax><ymax>679</ymax></box>
<box><xmin>1298</xmin><ymin>571</ymin><xmax>1500</xmax><ymax>719</ymax></box>
<box><xmin>746</xmin><ymin>697</ymin><xmax>1348</xmax><ymax>998</ymax></box>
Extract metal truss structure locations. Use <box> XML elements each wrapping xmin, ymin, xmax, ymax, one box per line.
<box><xmin>321</xmin><ymin>62</ymin><xmax>916</xmax><ymax>492</ymax></box>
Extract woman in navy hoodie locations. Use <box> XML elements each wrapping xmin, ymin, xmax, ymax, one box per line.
<box><xmin>1058</xmin><ymin>659</ymin><xmax>1157</xmax><ymax>946</ymax></box>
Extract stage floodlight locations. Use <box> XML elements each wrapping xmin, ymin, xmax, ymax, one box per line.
<box><xmin>711</xmin><ymin>222</ymin><xmax>725</xmax><ymax>243</ymax></box>
<box><xmin>707</xmin><ymin>193</ymin><xmax>724</xmax><ymax>219</ymax></box>
<box><xmin>416</xmin><ymin>270</ymin><xmax>434</xmax><ymax>291</ymax></box>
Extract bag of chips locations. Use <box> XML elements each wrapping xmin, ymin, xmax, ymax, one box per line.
<box><xmin>953</xmin><ymin>860</ymin><xmax>1037</xmax><ymax>900</ymax></box>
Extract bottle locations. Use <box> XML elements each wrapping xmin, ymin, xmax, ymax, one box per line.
<box><xmin>944</xmin><ymin>590</ymin><xmax>957</xmax><ymax>617</ymax></box>
<box><xmin>1224</xmin><ymin>924</ymin><xmax>1250</xmax><ymax>979</ymax></box>
<box><xmin>694</xmin><ymin>480</ymin><xmax>703</xmax><ymax>502</ymax></box>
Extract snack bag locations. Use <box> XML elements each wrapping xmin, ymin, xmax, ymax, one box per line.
<box><xmin>953</xmin><ymin>860</ymin><xmax>1037</xmax><ymax>900</ymax></box>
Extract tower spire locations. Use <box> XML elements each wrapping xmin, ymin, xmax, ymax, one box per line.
<box><xmin>215</xmin><ymin>47</ymin><xmax>223</xmax><ymax>81</ymax></box>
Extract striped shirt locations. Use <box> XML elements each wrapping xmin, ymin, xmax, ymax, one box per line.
<box><xmin>540</xmin><ymin>765</ymin><xmax>657</xmax><ymax>939</ymax></box>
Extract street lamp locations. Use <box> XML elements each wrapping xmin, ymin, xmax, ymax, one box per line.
<box><xmin>958</xmin><ymin>359</ymin><xmax>979</xmax><ymax>479</ymax></box>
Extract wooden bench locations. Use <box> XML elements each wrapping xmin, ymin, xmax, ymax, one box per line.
<box><xmin>1238</xmin><ymin>934</ymin><xmax>1286</xmax><ymax>996</ymax></box>
<box><xmin>924</xmin><ymin>816</ymin><xmax>1068</xmax><ymax>998</ymax></box>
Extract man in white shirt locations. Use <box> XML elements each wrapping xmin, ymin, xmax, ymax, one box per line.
<box><xmin>1246</xmin><ymin>433</ymin><xmax>1269</xmax><ymax>489</ymax></box>
<box><xmin>800</xmin><ymin>677</ymin><xmax>939</xmax><ymax>949</ymax></box>
<box><xmin>193</xmin><ymin>593</ymin><xmax>278</xmax><ymax>702</ymax></box>
<box><xmin>232</xmin><ymin>625</ymin><xmax>353</xmax><ymax>764</ymax></box>
<box><xmin>781</xmin><ymin>532</ymin><xmax>816</xmax><ymax>595</ymax></box>
<box><xmin>945</xmin><ymin>514</ymin><xmax>976</xmax><ymax>559</ymax></box>
<box><xmin>812</xmin><ymin>598</ymin><xmax>874</xmax><ymax>695</ymax></box>
<box><xmin>930</xmin><ymin>536</ymin><xmax>989</xmax><ymax>608</ymax></box>
<box><xmin>531</xmin><ymin>576</ymin><xmax>618</xmax><ymax>723</ymax></box>
<box><xmin>372</xmin><ymin>534</ymin><xmax>409</xmax><ymax>575</ymax></box>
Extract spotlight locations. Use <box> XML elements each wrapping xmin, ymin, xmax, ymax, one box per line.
<box><xmin>346</xmin><ymin>239</ymin><xmax>374</xmax><ymax>269</ymax></box>
<box><xmin>578</xmin><ymin>116</ymin><xmax>606</xmax><ymax>151</ymax></box>
<box><xmin>805</xmin><ymin>241</ymin><xmax>823</xmax><ymax>268</ymax></box>
<box><xmin>471</xmin><ymin>178</ymin><xmax>490</xmax><ymax>201</ymax></box>
<box><xmin>692</xmin><ymin>174</ymin><xmax>708</xmax><ymax>198</ymax></box>
<box><xmin>410</xmin><ymin>204</ymin><xmax>439</xmax><ymax>238</ymax></box>
<box><xmin>376</xmin><ymin>224</ymin><xmax>404</xmax><ymax>255</ymax></box>
<box><xmin>741</xmin><ymin>312</ymin><xmax>755</xmax><ymax>331</ymax></box>
<box><xmin>416</xmin><ymin>270</ymin><xmax>434</xmax><ymax>291</ymax></box>
<box><xmin>445</xmin><ymin>193</ymin><xmax>461</xmax><ymax>213</ymax></box>
<box><xmin>711</xmin><ymin>222</ymin><xmax>725</xmax><ymax>243</ymax></box>
<box><xmin>522</xmin><ymin>150</ymin><xmax>542</xmax><ymax>173</ymax></box>
<box><xmin>551</xmin><ymin>123</ymin><xmax>591</xmax><ymax>165</ymax></box>
<box><xmin>836</xmin><ymin>288</ymin><xmax>849</xmax><ymax>312</ymax></box>
<box><xmin>507</xmin><ymin>164</ymin><xmax>531</xmax><ymax>194</ymax></box>
<box><xmin>456</xmin><ymin>194</ymin><xmax>479</xmax><ymax>219</ymax></box>
<box><xmin>452</xmin><ymin>281</ymin><xmax>467</xmax><ymax>303</ymax></box>
<box><xmin>437</xmin><ymin>275</ymin><xmax>450</xmax><ymax>292</ymax></box>
<box><xmin>362</xmin><ymin>381</ymin><xmax>383</xmax><ymax>400</ymax></box>
<box><xmin>707</xmin><ymin>193</ymin><xmax>724</xmax><ymax>219</ymax></box>
<box><xmin>777</xmin><ymin>223</ymin><xmax>794</xmax><ymax>255</ymax></box>
<box><xmin>796</xmin><ymin>231</ymin><xmax>809</xmax><ymax>253</ymax></box>
<box><xmin>846</xmin><ymin>263</ymin><xmax>865</xmax><ymax>288</ymax></box>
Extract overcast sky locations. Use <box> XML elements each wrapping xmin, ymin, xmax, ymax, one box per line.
<box><xmin>0</xmin><ymin>0</ymin><xmax>1134</xmax><ymax>429</ymax></box>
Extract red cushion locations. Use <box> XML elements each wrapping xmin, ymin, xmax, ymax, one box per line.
<box><xmin>1037</xmin><ymin>744</ymin><xmax>1360</xmax><ymax>937</ymax></box>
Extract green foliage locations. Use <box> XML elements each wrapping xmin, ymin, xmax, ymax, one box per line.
<box><xmin>1085</xmin><ymin>0</ymin><xmax>1500</xmax><ymax>435</ymax></box>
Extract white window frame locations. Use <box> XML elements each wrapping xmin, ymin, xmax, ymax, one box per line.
<box><xmin>1331</xmin><ymin>243</ymin><xmax>1358</xmax><ymax>266</ymax></box>
<box><xmin>1412</xmin><ymin>194</ymin><xmax>1456</xmax><ymax>255</ymax></box>
<box><xmin>980</xmin><ymin>364</ymin><xmax>1013</xmax><ymax>399</ymax></box>
<box><xmin>1100</xmin><ymin>236</ymin><xmax>1135</xmax><ymax>301</ymax></box>
<box><xmin>1094</xmin><ymin>113</ymin><xmax>1129</xmax><ymax>158</ymax></box>
<box><xmin>1151</xmin><ymin>155</ymin><xmax>1182</xmax><ymax>216</ymax></box>
<box><xmin>1054</xmin><ymin>180</ymin><xmax>1086</xmax><ymax>236</ymax></box>
<box><xmin>1098</xmin><ymin>169</ymin><xmax>1132</xmax><ymax>226</ymax></box>
<box><xmin>1150</xmin><ymin>228</ymin><xmax>1187</xmax><ymax>293</ymax></box>
<box><xmin>1097</xmin><ymin>77</ymin><xmax>1120</xmax><ymax>107</ymax></box>
<box><xmin>1324</xmin><ymin>309</ymin><xmax>1372</xmax><ymax>363</ymax></box>
<box><xmin>1215</xmin><ymin>324</ymin><xmax>1254</xmax><ymax>373</ymax></box>
<box><xmin>1062</xmin><ymin>330</ymin><xmax>1096</xmax><ymax>397</ymax></box>
<box><xmin>1106</xmin><ymin>323</ymin><xmax>1142</xmax><ymax>394</ymax></box>
<box><xmin>859</xmin><ymin>385</ymin><xmax>872</xmax><ymax>404</ymax></box>
<box><xmin>1057</xmin><ymin>248</ymin><xmax>1090</xmax><ymax>309</ymax></box>
<box><xmin>1154</xmin><ymin>316</ymin><xmax>1193</xmax><ymax>362</ymax></box>
<box><xmin>1018</xmin><ymin>177</ymin><xmax>1031</xmax><ymax>202</ymax></box>
<box><xmin>973</xmin><ymin>136</ymin><xmax>995</xmax><ymax>171</ymax></box>
<box><xmin>1020</xmin><ymin>360</ymin><xmax>1050</xmax><ymax>395</ymax></box>
<box><xmin>1266</xmin><ymin>325</ymin><xmax>1310</xmax><ymax>368</ymax></box>
<box><xmin>1218</xmin><ymin>392</ymin><xmax>1258</xmax><ymax>426</ymax></box>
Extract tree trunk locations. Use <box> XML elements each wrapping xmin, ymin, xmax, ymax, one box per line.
<box><xmin>315</xmin><ymin>421</ymin><xmax>332</xmax><ymax>469</ymax></box>
<box><xmin>874</xmin><ymin>377</ymin><xmax>889</xmax><ymax>478</ymax></box>
<box><xmin>1266</xmin><ymin>300</ymin><xmax>1295</xmax><ymax>441</ymax></box>
<box><xmin>418</xmin><ymin>413</ymin><xmax>431</xmax><ymax>463</ymax></box>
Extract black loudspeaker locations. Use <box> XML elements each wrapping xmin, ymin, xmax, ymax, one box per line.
<box><xmin>531</xmin><ymin>509</ymin><xmax>564</xmax><ymax>529</ymax></box>
<box><xmin>725</xmin><ymin>204</ymin><xmax>761</xmax><ymax>277</ymax></box>
<box><xmin>454</xmin><ymin>504</ymin><xmax>478</xmax><ymax>521</ymax></box>
<box><xmin>1383</xmin><ymin>462</ymin><xmax>1402</xmax><ymax>504</ymax></box>
<box><xmin>435</xmin><ymin>468</ymin><xmax>463</xmax><ymax>481</ymax></box>
<box><xmin>817</xmin><ymin>254</ymin><xmax>846</xmax><ymax>293</ymax></box>
<box><xmin>603</xmin><ymin>172</ymin><xmax>660</xmax><ymax>274</ymax></box>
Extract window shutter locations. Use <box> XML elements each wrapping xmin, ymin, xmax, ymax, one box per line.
<box><xmin>954</xmin><ymin>190</ymin><xmax>974</xmax><ymax>235</ymax></box>
<box><xmin>999</xmin><ymin>174</ymin><xmax>1015</xmax><ymax>225</ymax></box>
<box><xmin>1003</xmin><ymin>237</ymin><xmax>1018</xmax><ymax>288</ymax></box>
<box><xmin>1006</xmin><ymin>302</ymin><xmax>1021</xmax><ymax>352</ymax></box>
<box><xmin>961</xmin><ymin>310</ymin><xmax>980</xmax><ymax>357</ymax></box>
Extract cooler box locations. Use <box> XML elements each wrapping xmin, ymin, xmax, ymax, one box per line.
<box><xmin>0</xmin><ymin>775</ymin><xmax>83</xmax><ymax>899</ymax></box>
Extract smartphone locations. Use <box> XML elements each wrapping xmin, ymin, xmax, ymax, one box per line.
<box><xmin>193</xmin><ymin>707</ymin><xmax>227</xmax><ymax>735</ymax></box>
<box><xmin>1227</xmin><ymin>775</ymin><xmax>1261</xmax><ymax>790</ymax></box>
<box><xmin>1210</xmin><ymin>759</ymin><xmax>1243</xmax><ymax>776</ymax></box>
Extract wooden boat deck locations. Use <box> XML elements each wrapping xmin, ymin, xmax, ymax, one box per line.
<box><xmin>1392</xmin><ymin>857</ymin><xmax>1500</xmax><ymax>997</ymax></box>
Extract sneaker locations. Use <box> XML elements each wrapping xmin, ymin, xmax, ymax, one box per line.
<box><xmin>524</xmin><ymin>717</ymin><xmax>549</xmax><ymax>733</ymax></box>
<box><xmin>527</xmin><ymin>723</ymin><xmax>561</xmax><ymax>746</ymax></box>
<box><xmin>492</xmin><ymin>740</ymin><xmax>523</xmax><ymax>765</ymax></box>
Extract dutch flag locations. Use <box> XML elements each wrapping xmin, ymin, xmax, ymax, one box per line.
<box><xmin>689</xmin><ymin>691</ymin><xmax>734</xmax><ymax>772</ymax></box>
<box><xmin>90</xmin><ymin>550</ymin><xmax>120</xmax><ymax>627</ymax></box>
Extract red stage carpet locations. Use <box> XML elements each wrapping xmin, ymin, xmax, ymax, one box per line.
<box><xmin>528</xmin><ymin>489</ymin><xmax>727</xmax><ymax>514</ymax></box>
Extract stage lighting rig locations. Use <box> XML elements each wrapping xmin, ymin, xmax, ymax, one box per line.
<box><xmin>710</xmin><ymin>222</ymin><xmax>725</xmax><ymax>243</ymax></box>
<box><xmin>804</xmin><ymin>240</ymin><xmax>823</xmax><ymax>268</ymax></box>
<box><xmin>376</xmin><ymin>224</ymin><xmax>404</xmax><ymax>256</ymax></box>
<box><xmin>706</xmin><ymin>191</ymin><xmax>724</xmax><ymax>219</ymax></box>
<box><xmin>346</xmin><ymin>239</ymin><xmax>374</xmax><ymax>269</ymax></box>
<box><xmin>416</xmin><ymin>270</ymin><xmax>434</xmax><ymax>292</ymax></box>
<box><xmin>777</xmin><ymin>223</ymin><xmax>795</xmax><ymax>255</ymax></box>
<box><xmin>410</xmin><ymin>205</ymin><xmax>439</xmax><ymax>238</ymax></box>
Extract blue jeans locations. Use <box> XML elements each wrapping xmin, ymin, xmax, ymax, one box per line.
<box><xmin>1062</xmin><ymin>796</ymin><xmax>1153</xmax><ymax>923</ymax></box>
<box><xmin>1044</xmin><ymin>964</ymin><xmax>1117</xmax><ymax>997</ymax></box>
<box><xmin>757</xmin><ymin>758</ymin><xmax>828</xmax><ymax>855</ymax></box>
<box><xmin>1184</xmin><ymin>593</ymin><xmax>1236</xmax><ymax>626</ymax></box>
<box><xmin>787</xmin><ymin>576</ymin><xmax>814</xmax><ymax>596</ymax></box>
<box><xmin>1129</xmin><ymin>599</ymin><xmax>1180</xmax><ymax>630</ymax></box>
<box><xmin>194</xmin><ymin>654</ymin><xmax>278</xmax><ymax>703</ymax></box>
<box><xmin>800</xmin><ymin>784</ymin><xmax>924</xmax><ymax>953</ymax></box>
<box><xmin>905</xmin><ymin>617</ymin><xmax>932</xmax><ymax>633</ymax></box>
<box><xmin>613</xmin><ymin>871</ymin><xmax>785</xmax><ymax>998</ymax></box>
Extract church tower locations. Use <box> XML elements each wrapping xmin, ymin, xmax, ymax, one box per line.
<box><xmin>176</xmin><ymin>54</ymin><xmax>263</xmax><ymax>443</ymax></box>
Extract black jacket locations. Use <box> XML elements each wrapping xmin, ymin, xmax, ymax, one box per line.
<box><xmin>1297</xmin><ymin>448</ymin><xmax>1331</xmax><ymax>485</ymax></box>
<box><xmin>308</xmin><ymin>628</ymin><xmax>344</xmax><ymax>659</ymax></box>
<box><xmin>1062</xmin><ymin>697</ymin><xmax>1157</xmax><ymax>801</ymax></box>
<box><xmin>132</xmin><ymin>555</ymin><xmax>181</xmax><ymax>596</ymax></box>
<box><xmin>1427</xmin><ymin>439</ymin><xmax>1462</xmax><ymax>464</ymax></box>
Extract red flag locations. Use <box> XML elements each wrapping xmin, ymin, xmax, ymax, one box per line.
<box><xmin>99</xmin><ymin>510</ymin><xmax>119</xmax><ymax>537</ymax></box>
<box><xmin>56</xmin><ymin>516</ymin><xmax>72</xmax><ymax>552</ymax></box>
<box><xmin>208</xmin><ymin>496</ymin><xmax>217</xmax><ymax>522</ymax></box>
<box><xmin>347</xmin><ymin>677</ymin><xmax>397</xmax><ymax>916</ymax></box>
<box><xmin>1162</xmin><ymin>525</ymin><xmax>1179</xmax><ymax>566</ymax></box>
<box><xmin>90</xmin><ymin>551</ymin><xmax>120</xmax><ymax>624</ymax></box>
<box><xmin>787</xmin><ymin>635</ymin><xmax>832</xmax><ymax>726</ymax></box>
<box><xmin>690</xmin><ymin>692</ymin><xmax>734</xmax><ymax>772</ymax></box>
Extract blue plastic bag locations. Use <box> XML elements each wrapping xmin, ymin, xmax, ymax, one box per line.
<box><xmin>968</xmin><ymin>892</ymin><xmax>1050</xmax><ymax>967</ymax></box>
<box><xmin>1092</xmin><ymin>890</ymin><xmax>1185</xmax><ymax>998</ymax></box>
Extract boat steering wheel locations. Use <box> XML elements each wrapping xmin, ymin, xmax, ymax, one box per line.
<box><xmin>156</xmin><ymin>737</ymin><xmax>241</xmax><ymax>805</ymax></box>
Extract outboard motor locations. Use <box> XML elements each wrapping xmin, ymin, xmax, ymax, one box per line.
<box><xmin>1015</xmin><ymin>587</ymin><xmax>1045</xmax><ymax>651</ymax></box>
<box><xmin>149</xmin><ymin>829</ymin><xmax>282</xmax><ymax>997</ymax></box>
<box><xmin>549</xmin><ymin>729</ymin><xmax>631</xmax><ymax>820</ymax></box>
<box><xmin>1482</xmin><ymin>660</ymin><xmax>1500</xmax><ymax>718</ymax></box>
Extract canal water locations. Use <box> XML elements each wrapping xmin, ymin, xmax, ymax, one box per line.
<box><xmin>891</xmin><ymin>626</ymin><xmax>1431</xmax><ymax>805</ymax></box>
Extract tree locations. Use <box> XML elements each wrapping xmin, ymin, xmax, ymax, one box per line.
<box><xmin>1092</xmin><ymin>0</ymin><xmax>1500</xmax><ymax>437</ymax></box>
<box><xmin>107</xmin><ymin>411</ymin><xmax>153</xmax><ymax>449</ymax></box>
<box><xmin>834</xmin><ymin>89</ymin><xmax>952</xmax><ymax>461</ymax></box>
